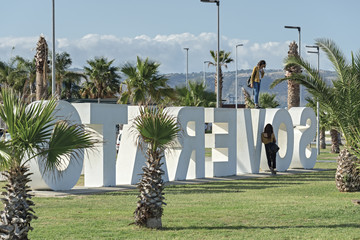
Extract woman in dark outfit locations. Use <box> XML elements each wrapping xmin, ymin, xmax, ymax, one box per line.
<box><xmin>261</xmin><ymin>124</ymin><xmax>277</xmax><ymax>175</ymax></box>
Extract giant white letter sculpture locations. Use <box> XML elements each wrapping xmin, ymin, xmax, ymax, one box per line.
<box><xmin>289</xmin><ymin>107</ymin><xmax>317</xmax><ymax>169</ymax></box>
<box><xmin>28</xmin><ymin>101</ymin><xmax>84</xmax><ymax>190</ymax></box>
<box><xmin>72</xmin><ymin>103</ymin><xmax>128</xmax><ymax>187</ymax></box>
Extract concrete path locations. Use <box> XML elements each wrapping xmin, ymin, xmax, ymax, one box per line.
<box><xmin>31</xmin><ymin>168</ymin><xmax>332</xmax><ymax>198</ymax></box>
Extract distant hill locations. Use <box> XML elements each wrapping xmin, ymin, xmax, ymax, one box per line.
<box><xmin>165</xmin><ymin>69</ymin><xmax>337</xmax><ymax>108</ymax></box>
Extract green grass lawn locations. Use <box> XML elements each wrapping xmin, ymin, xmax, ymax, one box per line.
<box><xmin>22</xmin><ymin>145</ymin><xmax>360</xmax><ymax>239</ymax></box>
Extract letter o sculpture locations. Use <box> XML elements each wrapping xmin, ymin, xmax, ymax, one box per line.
<box><xmin>28</xmin><ymin>101</ymin><xmax>84</xmax><ymax>190</ymax></box>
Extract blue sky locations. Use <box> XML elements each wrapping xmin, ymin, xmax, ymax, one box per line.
<box><xmin>0</xmin><ymin>0</ymin><xmax>359</xmax><ymax>73</ymax></box>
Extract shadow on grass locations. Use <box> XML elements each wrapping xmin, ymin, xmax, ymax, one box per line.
<box><xmin>162</xmin><ymin>223</ymin><xmax>360</xmax><ymax>231</ymax></box>
<box><xmin>104</xmin><ymin>170</ymin><xmax>336</xmax><ymax>196</ymax></box>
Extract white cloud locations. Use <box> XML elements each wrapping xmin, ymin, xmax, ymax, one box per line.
<box><xmin>0</xmin><ymin>33</ymin><xmax>332</xmax><ymax>73</ymax></box>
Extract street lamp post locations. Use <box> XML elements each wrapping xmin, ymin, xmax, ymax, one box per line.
<box><xmin>184</xmin><ymin>47</ymin><xmax>189</xmax><ymax>89</ymax></box>
<box><xmin>52</xmin><ymin>0</ymin><xmax>56</xmax><ymax>97</ymax></box>
<box><xmin>285</xmin><ymin>25</ymin><xmax>302</xmax><ymax>105</ymax></box>
<box><xmin>306</xmin><ymin>45</ymin><xmax>320</xmax><ymax>155</ymax></box>
<box><xmin>203</xmin><ymin>60</ymin><xmax>210</xmax><ymax>85</ymax></box>
<box><xmin>201</xmin><ymin>0</ymin><xmax>220</xmax><ymax>108</ymax></box>
<box><xmin>235</xmin><ymin>44</ymin><xmax>243</xmax><ymax>110</ymax></box>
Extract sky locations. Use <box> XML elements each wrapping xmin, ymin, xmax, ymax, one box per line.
<box><xmin>0</xmin><ymin>0</ymin><xmax>359</xmax><ymax>74</ymax></box>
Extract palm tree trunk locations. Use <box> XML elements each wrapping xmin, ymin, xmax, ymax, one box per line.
<box><xmin>287</xmin><ymin>80</ymin><xmax>300</xmax><ymax>109</ymax></box>
<box><xmin>285</xmin><ymin>41</ymin><xmax>302</xmax><ymax>109</ymax></box>
<box><xmin>335</xmin><ymin>149</ymin><xmax>360</xmax><ymax>192</ymax></box>
<box><xmin>134</xmin><ymin>150</ymin><xmax>164</xmax><ymax>229</ymax></box>
<box><xmin>219</xmin><ymin>67</ymin><xmax>223</xmax><ymax>107</ymax></box>
<box><xmin>35</xmin><ymin>36</ymin><xmax>48</xmax><ymax>101</ymax></box>
<box><xmin>320</xmin><ymin>127</ymin><xmax>326</xmax><ymax>149</ymax></box>
<box><xmin>330</xmin><ymin>129</ymin><xmax>340</xmax><ymax>153</ymax></box>
<box><xmin>0</xmin><ymin>165</ymin><xmax>37</xmax><ymax>239</ymax></box>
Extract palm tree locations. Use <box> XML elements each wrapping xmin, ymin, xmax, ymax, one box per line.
<box><xmin>61</xmin><ymin>72</ymin><xmax>83</xmax><ymax>99</ymax></box>
<box><xmin>52</xmin><ymin>52</ymin><xmax>85</xmax><ymax>99</ymax></box>
<box><xmin>0</xmin><ymin>87</ymin><xmax>96</xmax><ymax>239</ymax></box>
<box><xmin>259</xmin><ymin>92</ymin><xmax>280</xmax><ymax>108</ymax></box>
<box><xmin>0</xmin><ymin>59</ymin><xmax>28</xmax><ymax>94</ymax></box>
<box><xmin>13</xmin><ymin>56</ymin><xmax>37</xmax><ymax>101</ymax></box>
<box><xmin>241</xmin><ymin>88</ymin><xmax>279</xmax><ymax>109</ymax></box>
<box><xmin>270</xmin><ymin>38</ymin><xmax>360</xmax><ymax>192</ymax></box>
<box><xmin>132</xmin><ymin>106</ymin><xmax>181</xmax><ymax>228</ymax></box>
<box><xmin>285</xmin><ymin>41</ymin><xmax>302</xmax><ymax>109</ymax></box>
<box><xmin>306</xmin><ymin>97</ymin><xmax>339</xmax><ymax>152</ymax></box>
<box><xmin>34</xmin><ymin>35</ymin><xmax>49</xmax><ymax>100</ymax></box>
<box><xmin>208</xmin><ymin>50</ymin><xmax>234</xmax><ymax>107</ymax></box>
<box><xmin>174</xmin><ymin>81</ymin><xmax>216</xmax><ymax>107</ymax></box>
<box><xmin>81</xmin><ymin>57</ymin><xmax>121</xmax><ymax>100</ymax></box>
<box><xmin>119</xmin><ymin>56</ymin><xmax>175</xmax><ymax>105</ymax></box>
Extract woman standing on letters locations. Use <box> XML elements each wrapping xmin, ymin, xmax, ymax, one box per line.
<box><xmin>250</xmin><ymin>60</ymin><xmax>266</xmax><ymax>109</ymax></box>
<box><xmin>261</xmin><ymin>123</ymin><xmax>277</xmax><ymax>175</ymax></box>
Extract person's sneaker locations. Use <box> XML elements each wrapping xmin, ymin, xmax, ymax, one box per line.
<box><xmin>255</xmin><ymin>104</ymin><xmax>261</xmax><ymax>109</ymax></box>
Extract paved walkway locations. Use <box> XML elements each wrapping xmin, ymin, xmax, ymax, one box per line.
<box><xmin>31</xmin><ymin>168</ymin><xmax>332</xmax><ymax>197</ymax></box>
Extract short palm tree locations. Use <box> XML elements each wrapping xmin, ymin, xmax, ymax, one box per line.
<box><xmin>174</xmin><ymin>81</ymin><xmax>216</xmax><ymax>107</ymax></box>
<box><xmin>208</xmin><ymin>50</ymin><xmax>233</xmax><ymax>107</ymax></box>
<box><xmin>241</xmin><ymin>88</ymin><xmax>279</xmax><ymax>109</ymax></box>
<box><xmin>119</xmin><ymin>56</ymin><xmax>175</xmax><ymax>105</ymax></box>
<box><xmin>271</xmin><ymin>38</ymin><xmax>360</xmax><ymax>192</ymax></box>
<box><xmin>0</xmin><ymin>88</ymin><xmax>96</xmax><ymax>239</ymax></box>
<box><xmin>132</xmin><ymin>106</ymin><xmax>181</xmax><ymax>229</ymax></box>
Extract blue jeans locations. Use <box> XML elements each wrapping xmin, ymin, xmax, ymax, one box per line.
<box><xmin>253</xmin><ymin>82</ymin><xmax>261</xmax><ymax>104</ymax></box>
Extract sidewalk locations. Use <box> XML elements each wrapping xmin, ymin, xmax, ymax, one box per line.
<box><xmin>31</xmin><ymin>168</ymin><xmax>332</xmax><ymax>197</ymax></box>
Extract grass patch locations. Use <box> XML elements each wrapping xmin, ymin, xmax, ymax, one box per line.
<box><xmin>24</xmin><ymin>146</ymin><xmax>360</xmax><ymax>239</ymax></box>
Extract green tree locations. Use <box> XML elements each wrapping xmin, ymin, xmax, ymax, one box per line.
<box><xmin>132</xmin><ymin>106</ymin><xmax>181</xmax><ymax>229</ymax></box>
<box><xmin>0</xmin><ymin>59</ymin><xmax>28</xmax><ymax>93</ymax></box>
<box><xmin>13</xmin><ymin>56</ymin><xmax>37</xmax><ymax>100</ymax></box>
<box><xmin>119</xmin><ymin>56</ymin><xmax>175</xmax><ymax>105</ymax></box>
<box><xmin>271</xmin><ymin>38</ymin><xmax>360</xmax><ymax>192</ymax></box>
<box><xmin>81</xmin><ymin>57</ymin><xmax>121</xmax><ymax>99</ymax></box>
<box><xmin>242</xmin><ymin>88</ymin><xmax>279</xmax><ymax>109</ymax></box>
<box><xmin>52</xmin><ymin>52</ymin><xmax>85</xmax><ymax>99</ymax></box>
<box><xmin>174</xmin><ymin>81</ymin><xmax>216</xmax><ymax>107</ymax></box>
<box><xmin>259</xmin><ymin>92</ymin><xmax>280</xmax><ymax>108</ymax></box>
<box><xmin>0</xmin><ymin>88</ymin><xmax>96</xmax><ymax>239</ymax></box>
<box><xmin>208</xmin><ymin>50</ymin><xmax>234</xmax><ymax>107</ymax></box>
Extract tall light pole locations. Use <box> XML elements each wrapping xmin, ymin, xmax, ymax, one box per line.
<box><xmin>184</xmin><ymin>47</ymin><xmax>189</xmax><ymax>89</ymax></box>
<box><xmin>285</xmin><ymin>25</ymin><xmax>301</xmax><ymax>105</ymax></box>
<box><xmin>235</xmin><ymin>43</ymin><xmax>243</xmax><ymax>110</ymax></box>
<box><xmin>201</xmin><ymin>0</ymin><xmax>220</xmax><ymax>108</ymax></box>
<box><xmin>203</xmin><ymin>60</ymin><xmax>210</xmax><ymax>85</ymax></box>
<box><xmin>52</xmin><ymin>0</ymin><xmax>56</xmax><ymax>97</ymax></box>
<box><xmin>306</xmin><ymin>45</ymin><xmax>320</xmax><ymax>155</ymax></box>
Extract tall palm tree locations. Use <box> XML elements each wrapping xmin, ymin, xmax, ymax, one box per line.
<box><xmin>132</xmin><ymin>106</ymin><xmax>181</xmax><ymax>228</ymax></box>
<box><xmin>208</xmin><ymin>50</ymin><xmax>234</xmax><ymax>107</ymax></box>
<box><xmin>81</xmin><ymin>57</ymin><xmax>121</xmax><ymax>100</ymax></box>
<box><xmin>285</xmin><ymin>41</ymin><xmax>302</xmax><ymax>109</ymax></box>
<box><xmin>119</xmin><ymin>56</ymin><xmax>175</xmax><ymax>105</ymax></box>
<box><xmin>270</xmin><ymin>38</ymin><xmax>360</xmax><ymax>192</ymax></box>
<box><xmin>0</xmin><ymin>87</ymin><xmax>96</xmax><ymax>239</ymax></box>
<box><xmin>34</xmin><ymin>35</ymin><xmax>49</xmax><ymax>100</ymax></box>
<box><xmin>61</xmin><ymin>72</ymin><xmax>83</xmax><ymax>99</ymax></box>
<box><xmin>174</xmin><ymin>81</ymin><xmax>216</xmax><ymax>107</ymax></box>
<box><xmin>51</xmin><ymin>52</ymin><xmax>85</xmax><ymax>99</ymax></box>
